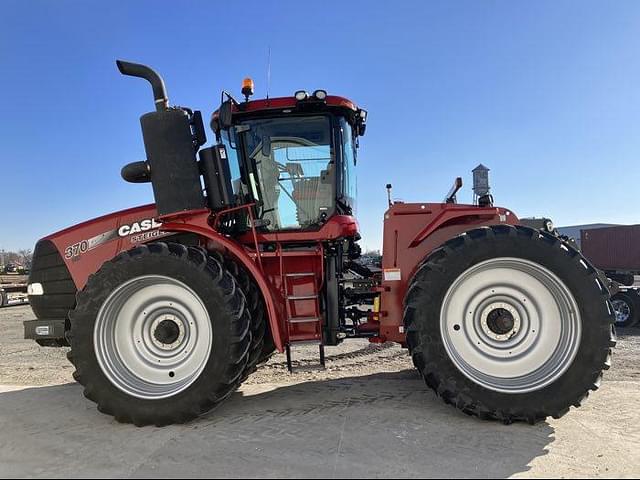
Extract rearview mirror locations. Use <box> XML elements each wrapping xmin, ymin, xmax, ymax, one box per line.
<box><xmin>261</xmin><ymin>135</ymin><xmax>272</xmax><ymax>157</ymax></box>
<box><xmin>219</xmin><ymin>100</ymin><xmax>233</xmax><ymax>129</ymax></box>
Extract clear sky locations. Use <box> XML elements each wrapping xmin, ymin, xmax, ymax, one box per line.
<box><xmin>2</xmin><ymin>0</ymin><xmax>639</xmax><ymax>252</ymax></box>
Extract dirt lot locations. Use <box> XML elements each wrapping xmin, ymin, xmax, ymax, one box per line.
<box><xmin>1</xmin><ymin>304</ymin><xmax>639</xmax><ymax>478</ymax></box>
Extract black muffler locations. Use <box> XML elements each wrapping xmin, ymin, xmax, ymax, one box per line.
<box><xmin>117</xmin><ymin>60</ymin><xmax>206</xmax><ymax>217</ymax></box>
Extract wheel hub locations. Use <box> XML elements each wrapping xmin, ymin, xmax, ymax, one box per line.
<box><xmin>481</xmin><ymin>303</ymin><xmax>520</xmax><ymax>340</ymax></box>
<box><xmin>151</xmin><ymin>316</ymin><xmax>185</xmax><ymax>350</ymax></box>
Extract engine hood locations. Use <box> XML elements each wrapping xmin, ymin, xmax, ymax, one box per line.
<box><xmin>38</xmin><ymin>204</ymin><xmax>166</xmax><ymax>290</ymax></box>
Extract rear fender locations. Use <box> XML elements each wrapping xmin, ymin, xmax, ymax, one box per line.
<box><xmin>409</xmin><ymin>206</ymin><xmax>510</xmax><ymax>248</ymax></box>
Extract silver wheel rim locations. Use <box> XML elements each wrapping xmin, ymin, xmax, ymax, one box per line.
<box><xmin>440</xmin><ymin>257</ymin><xmax>582</xmax><ymax>394</ymax></box>
<box><xmin>612</xmin><ymin>298</ymin><xmax>631</xmax><ymax>325</ymax></box>
<box><xmin>94</xmin><ymin>275</ymin><xmax>212</xmax><ymax>400</ymax></box>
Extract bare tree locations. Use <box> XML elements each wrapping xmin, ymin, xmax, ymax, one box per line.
<box><xmin>17</xmin><ymin>249</ymin><xmax>33</xmax><ymax>268</ymax></box>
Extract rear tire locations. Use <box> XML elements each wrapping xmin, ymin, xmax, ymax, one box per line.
<box><xmin>611</xmin><ymin>291</ymin><xmax>640</xmax><ymax>328</ymax></box>
<box><xmin>68</xmin><ymin>242</ymin><xmax>251</xmax><ymax>426</ymax></box>
<box><xmin>404</xmin><ymin>225</ymin><xmax>615</xmax><ymax>424</ymax></box>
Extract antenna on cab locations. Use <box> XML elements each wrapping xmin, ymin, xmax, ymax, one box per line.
<box><xmin>266</xmin><ymin>46</ymin><xmax>272</xmax><ymax>100</ymax></box>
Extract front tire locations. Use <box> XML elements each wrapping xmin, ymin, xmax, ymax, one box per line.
<box><xmin>68</xmin><ymin>242</ymin><xmax>250</xmax><ymax>426</ymax></box>
<box><xmin>404</xmin><ymin>225</ymin><xmax>615</xmax><ymax>424</ymax></box>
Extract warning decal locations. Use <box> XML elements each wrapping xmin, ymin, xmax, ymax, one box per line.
<box><xmin>383</xmin><ymin>268</ymin><xmax>402</xmax><ymax>281</ymax></box>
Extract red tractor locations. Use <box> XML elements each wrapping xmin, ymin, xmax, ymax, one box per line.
<box><xmin>25</xmin><ymin>61</ymin><xmax>615</xmax><ymax>426</ymax></box>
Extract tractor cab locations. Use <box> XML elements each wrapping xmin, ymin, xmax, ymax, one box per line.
<box><xmin>211</xmin><ymin>87</ymin><xmax>367</xmax><ymax>233</ymax></box>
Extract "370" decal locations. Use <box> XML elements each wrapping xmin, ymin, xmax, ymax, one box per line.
<box><xmin>64</xmin><ymin>240</ymin><xmax>89</xmax><ymax>259</ymax></box>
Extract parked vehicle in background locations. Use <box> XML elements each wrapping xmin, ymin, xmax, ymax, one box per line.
<box><xmin>581</xmin><ymin>225</ymin><xmax>640</xmax><ymax>327</ymax></box>
<box><xmin>2</xmin><ymin>263</ymin><xmax>29</xmax><ymax>275</ymax></box>
<box><xmin>5</xmin><ymin>264</ymin><xmax>18</xmax><ymax>274</ymax></box>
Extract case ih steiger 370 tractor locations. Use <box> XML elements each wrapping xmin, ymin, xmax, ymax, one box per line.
<box><xmin>24</xmin><ymin>60</ymin><xmax>615</xmax><ymax>426</ymax></box>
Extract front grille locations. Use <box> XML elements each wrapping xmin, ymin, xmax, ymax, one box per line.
<box><xmin>29</xmin><ymin>239</ymin><xmax>77</xmax><ymax>320</ymax></box>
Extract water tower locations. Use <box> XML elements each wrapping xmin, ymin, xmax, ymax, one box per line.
<box><xmin>472</xmin><ymin>164</ymin><xmax>492</xmax><ymax>206</ymax></box>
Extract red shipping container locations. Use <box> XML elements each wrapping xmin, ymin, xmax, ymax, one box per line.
<box><xmin>581</xmin><ymin>225</ymin><xmax>640</xmax><ymax>271</ymax></box>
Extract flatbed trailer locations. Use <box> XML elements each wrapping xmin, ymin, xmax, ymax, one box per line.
<box><xmin>0</xmin><ymin>275</ymin><xmax>29</xmax><ymax>307</ymax></box>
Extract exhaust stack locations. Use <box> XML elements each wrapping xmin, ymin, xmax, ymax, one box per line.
<box><xmin>117</xmin><ymin>59</ymin><xmax>206</xmax><ymax>217</ymax></box>
<box><xmin>116</xmin><ymin>60</ymin><xmax>169</xmax><ymax>112</ymax></box>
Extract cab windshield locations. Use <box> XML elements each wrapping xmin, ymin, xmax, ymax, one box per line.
<box><xmin>240</xmin><ymin>115</ymin><xmax>334</xmax><ymax>230</ymax></box>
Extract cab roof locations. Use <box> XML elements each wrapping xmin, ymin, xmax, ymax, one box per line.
<box><xmin>212</xmin><ymin>95</ymin><xmax>360</xmax><ymax>120</ymax></box>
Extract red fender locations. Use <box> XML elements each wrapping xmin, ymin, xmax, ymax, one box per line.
<box><xmin>409</xmin><ymin>206</ymin><xmax>512</xmax><ymax>248</ymax></box>
<box><xmin>160</xmin><ymin>211</ymin><xmax>284</xmax><ymax>352</ymax></box>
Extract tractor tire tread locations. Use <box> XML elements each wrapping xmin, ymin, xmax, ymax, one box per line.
<box><xmin>208</xmin><ymin>251</ymin><xmax>268</xmax><ymax>381</ymax></box>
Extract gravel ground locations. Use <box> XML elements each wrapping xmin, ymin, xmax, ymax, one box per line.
<box><xmin>1</xmin><ymin>304</ymin><xmax>638</xmax><ymax>388</ymax></box>
<box><xmin>1</xmin><ymin>304</ymin><xmax>639</xmax><ymax>478</ymax></box>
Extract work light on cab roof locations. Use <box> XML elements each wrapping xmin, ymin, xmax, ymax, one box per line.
<box><xmin>23</xmin><ymin>58</ymin><xmax>616</xmax><ymax>429</ymax></box>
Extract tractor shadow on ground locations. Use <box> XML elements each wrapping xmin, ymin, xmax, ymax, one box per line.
<box><xmin>0</xmin><ymin>370</ymin><xmax>554</xmax><ymax>478</ymax></box>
